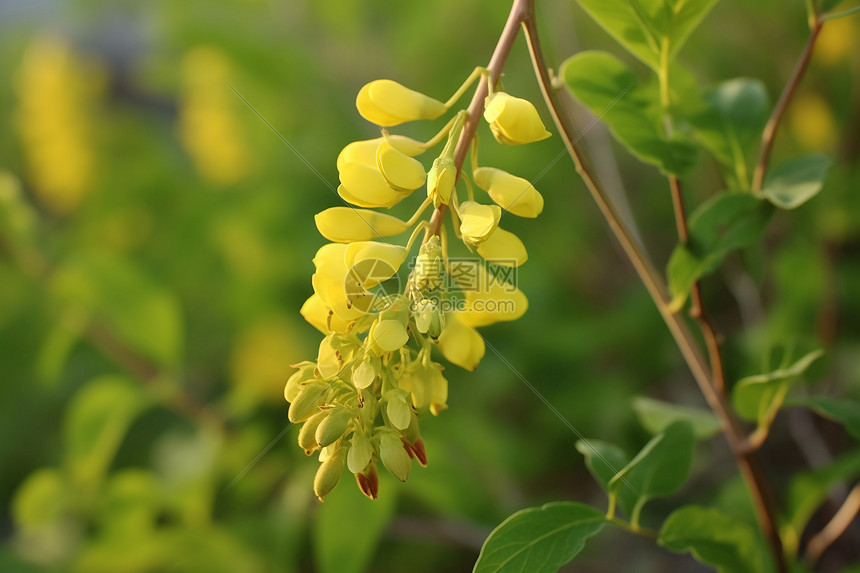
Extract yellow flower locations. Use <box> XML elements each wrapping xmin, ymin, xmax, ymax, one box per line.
<box><xmin>336</xmin><ymin>136</ymin><xmax>424</xmax><ymax>172</ymax></box>
<box><xmin>338</xmin><ymin>163</ymin><xmax>403</xmax><ymax>208</ymax></box>
<box><xmin>458</xmin><ymin>265</ymin><xmax>528</xmax><ymax>327</ymax></box>
<box><xmin>357</xmin><ymin>79</ymin><xmax>446</xmax><ymax>126</ymax></box>
<box><xmin>344</xmin><ymin>241</ymin><xmax>407</xmax><ymax>288</ymax></box>
<box><xmin>476</xmin><ymin>227</ymin><xmax>528</xmax><ymax>267</ymax></box>
<box><xmin>178</xmin><ymin>47</ymin><xmax>250</xmax><ymax>185</ymax></box>
<box><xmin>437</xmin><ymin>312</ymin><xmax>485</xmax><ymax>371</ymax></box>
<box><xmin>314</xmin><ymin>207</ymin><xmax>410</xmax><ymax>243</ymax></box>
<box><xmin>376</xmin><ymin>141</ymin><xmax>426</xmax><ymax>192</ymax></box>
<box><xmin>483</xmin><ymin>92</ymin><xmax>551</xmax><ymax>145</ymax></box>
<box><xmin>368</xmin><ymin>318</ymin><xmax>409</xmax><ymax>355</ymax></box>
<box><xmin>15</xmin><ymin>36</ymin><xmax>99</xmax><ymax>215</ymax></box>
<box><xmin>473</xmin><ymin>167</ymin><xmax>544</xmax><ymax>218</ymax></box>
<box><xmin>427</xmin><ymin>156</ymin><xmax>457</xmax><ymax>208</ymax></box>
<box><xmin>311</xmin><ymin>243</ymin><xmax>366</xmax><ymax>322</ymax></box>
<box><xmin>300</xmin><ymin>293</ymin><xmax>354</xmax><ymax>334</ymax></box>
<box><xmin>458</xmin><ymin>201</ymin><xmax>501</xmax><ymax>246</ymax></box>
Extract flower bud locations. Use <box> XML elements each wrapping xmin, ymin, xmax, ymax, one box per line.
<box><xmin>412</xmin><ymin>236</ymin><xmax>443</xmax><ymax>292</ymax></box>
<box><xmin>473</xmin><ymin>167</ymin><xmax>544</xmax><ymax>218</ymax></box>
<box><xmin>356</xmin><ymin>79</ymin><xmax>446</xmax><ymax>126</ymax></box>
<box><xmin>288</xmin><ymin>380</ymin><xmax>329</xmax><ymax>423</ymax></box>
<box><xmin>298</xmin><ymin>411</ymin><xmax>328</xmax><ymax>455</ymax></box>
<box><xmin>315</xmin><ymin>406</ymin><xmax>353</xmax><ymax>447</ymax></box>
<box><xmin>285</xmin><ymin>361</ymin><xmax>316</xmax><ymax>402</ymax></box>
<box><xmin>476</xmin><ymin>227</ymin><xmax>528</xmax><ymax>267</ymax></box>
<box><xmin>458</xmin><ymin>201</ymin><xmax>501</xmax><ymax>247</ymax></box>
<box><xmin>483</xmin><ymin>92</ymin><xmax>551</xmax><ymax>145</ymax></box>
<box><xmin>427</xmin><ymin>156</ymin><xmax>457</xmax><ymax>208</ymax></box>
<box><xmin>314</xmin><ymin>207</ymin><xmax>409</xmax><ymax>243</ymax></box>
<box><xmin>314</xmin><ymin>448</ymin><xmax>345</xmax><ymax>501</ymax></box>
<box><xmin>385</xmin><ymin>389</ymin><xmax>412</xmax><ymax>430</ymax></box>
<box><xmin>413</xmin><ymin>298</ymin><xmax>444</xmax><ymax>339</ymax></box>
<box><xmin>368</xmin><ymin>319</ymin><xmax>409</xmax><ymax>355</ymax></box>
<box><xmin>378</xmin><ymin>431</ymin><xmax>411</xmax><ymax>482</ymax></box>
<box><xmin>354</xmin><ymin>463</ymin><xmax>379</xmax><ymax>500</ymax></box>
<box><xmin>352</xmin><ymin>356</ymin><xmax>377</xmax><ymax>389</ymax></box>
<box><xmin>347</xmin><ymin>431</ymin><xmax>374</xmax><ymax>474</ymax></box>
<box><xmin>405</xmin><ymin>438</ymin><xmax>428</xmax><ymax>467</ymax></box>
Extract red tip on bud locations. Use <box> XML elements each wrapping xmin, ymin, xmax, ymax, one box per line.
<box><xmin>402</xmin><ymin>438</ymin><xmax>428</xmax><ymax>467</ymax></box>
<box><xmin>355</xmin><ymin>464</ymin><xmax>379</xmax><ymax>500</ymax></box>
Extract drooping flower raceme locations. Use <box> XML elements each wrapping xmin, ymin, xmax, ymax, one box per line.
<box><xmin>286</xmin><ymin>72</ymin><xmax>550</xmax><ymax>501</ymax></box>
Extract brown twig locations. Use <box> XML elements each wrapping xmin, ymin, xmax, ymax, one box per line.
<box><xmin>805</xmin><ymin>483</ymin><xmax>860</xmax><ymax>567</ymax></box>
<box><xmin>428</xmin><ymin>0</ymin><xmax>530</xmax><ymax>238</ymax></box>
<box><xmin>522</xmin><ymin>9</ymin><xmax>788</xmax><ymax>573</ymax></box>
<box><xmin>752</xmin><ymin>16</ymin><xmax>824</xmax><ymax>191</ymax></box>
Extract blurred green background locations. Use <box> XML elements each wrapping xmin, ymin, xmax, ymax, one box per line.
<box><xmin>1</xmin><ymin>0</ymin><xmax>859</xmax><ymax>571</ymax></box>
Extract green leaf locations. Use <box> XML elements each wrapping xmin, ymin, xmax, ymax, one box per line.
<box><xmin>314</xmin><ymin>474</ymin><xmax>397</xmax><ymax>573</ymax></box>
<box><xmin>761</xmin><ymin>154</ymin><xmax>833</xmax><ymax>209</ymax></box>
<box><xmin>690</xmin><ymin>78</ymin><xmax>769</xmax><ymax>189</ymax></box>
<box><xmin>732</xmin><ymin>349</ymin><xmax>824</xmax><ymax>422</ymax></box>
<box><xmin>795</xmin><ymin>396</ymin><xmax>860</xmax><ymax>439</ymax></box>
<box><xmin>51</xmin><ymin>253</ymin><xmax>184</xmax><ymax>368</ymax></box>
<box><xmin>782</xmin><ymin>449</ymin><xmax>860</xmax><ymax>555</ymax></box>
<box><xmin>608</xmin><ymin>421</ymin><xmax>695</xmax><ymax>521</ymax></box>
<box><xmin>575</xmin><ymin>0</ymin><xmax>719</xmax><ymax>71</ymax></box>
<box><xmin>64</xmin><ymin>375</ymin><xmax>150</xmax><ymax>488</ymax></box>
<box><xmin>560</xmin><ymin>51</ymin><xmax>698</xmax><ymax>176</ymax></box>
<box><xmin>659</xmin><ymin>505</ymin><xmax>767</xmax><ymax>573</ymax></box>
<box><xmin>632</xmin><ymin>396</ymin><xmax>721</xmax><ymax>439</ymax></box>
<box><xmin>667</xmin><ymin>192</ymin><xmax>772</xmax><ymax>310</ymax></box>
<box><xmin>473</xmin><ymin>502</ymin><xmax>606</xmax><ymax>573</ymax></box>
<box><xmin>12</xmin><ymin>468</ymin><xmax>69</xmax><ymax>529</ymax></box>
<box><xmin>575</xmin><ymin>439</ymin><xmax>637</xmax><ymax>516</ymax></box>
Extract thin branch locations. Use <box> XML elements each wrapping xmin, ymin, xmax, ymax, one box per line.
<box><xmin>522</xmin><ymin>11</ymin><xmax>788</xmax><ymax>573</ymax></box>
<box><xmin>805</xmin><ymin>483</ymin><xmax>860</xmax><ymax>567</ymax></box>
<box><xmin>752</xmin><ymin>17</ymin><xmax>824</xmax><ymax>191</ymax></box>
<box><xmin>428</xmin><ymin>0</ymin><xmax>531</xmax><ymax>238</ymax></box>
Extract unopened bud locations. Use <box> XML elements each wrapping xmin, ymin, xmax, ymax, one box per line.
<box><xmin>288</xmin><ymin>381</ymin><xmax>329</xmax><ymax>423</ymax></box>
<box><xmin>298</xmin><ymin>411</ymin><xmax>328</xmax><ymax>455</ymax></box>
<box><xmin>355</xmin><ymin>463</ymin><xmax>380</xmax><ymax>500</ymax></box>
<box><xmin>314</xmin><ymin>449</ymin><xmax>345</xmax><ymax>501</ymax></box>
<box><xmin>379</xmin><ymin>431</ymin><xmax>411</xmax><ymax>482</ymax></box>
<box><xmin>315</xmin><ymin>406</ymin><xmax>353</xmax><ymax>447</ymax></box>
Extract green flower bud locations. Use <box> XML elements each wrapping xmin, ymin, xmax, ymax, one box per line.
<box><xmin>285</xmin><ymin>361</ymin><xmax>316</xmax><ymax>402</ymax></box>
<box><xmin>413</xmin><ymin>298</ymin><xmax>444</xmax><ymax>339</ymax></box>
<box><xmin>298</xmin><ymin>411</ymin><xmax>328</xmax><ymax>455</ymax></box>
<box><xmin>315</xmin><ymin>406</ymin><xmax>354</xmax><ymax>448</ymax></box>
<box><xmin>352</xmin><ymin>356</ymin><xmax>377</xmax><ymax>390</ymax></box>
<box><xmin>385</xmin><ymin>389</ymin><xmax>412</xmax><ymax>431</ymax></box>
<box><xmin>288</xmin><ymin>380</ymin><xmax>329</xmax><ymax>423</ymax></box>
<box><xmin>378</xmin><ymin>431</ymin><xmax>411</xmax><ymax>482</ymax></box>
<box><xmin>314</xmin><ymin>449</ymin><xmax>345</xmax><ymax>501</ymax></box>
<box><xmin>347</xmin><ymin>431</ymin><xmax>374</xmax><ymax>474</ymax></box>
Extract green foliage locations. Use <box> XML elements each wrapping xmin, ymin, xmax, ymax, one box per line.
<box><xmin>632</xmin><ymin>396</ymin><xmax>721</xmax><ymax>439</ymax></box>
<box><xmin>575</xmin><ymin>0</ymin><xmax>719</xmax><ymax>71</ymax></box>
<box><xmin>689</xmin><ymin>78</ymin><xmax>769</xmax><ymax>189</ymax></box>
<box><xmin>473</xmin><ymin>502</ymin><xmax>606</xmax><ymax>573</ymax></box>
<box><xmin>761</xmin><ymin>154</ymin><xmax>833</xmax><ymax>209</ymax></box>
<box><xmin>63</xmin><ymin>375</ymin><xmax>151</xmax><ymax>489</ymax></box>
<box><xmin>575</xmin><ymin>439</ymin><xmax>637</xmax><ymax>516</ymax></box>
<box><xmin>667</xmin><ymin>192</ymin><xmax>772</xmax><ymax>310</ymax></box>
<box><xmin>794</xmin><ymin>396</ymin><xmax>860</xmax><ymax>439</ymax></box>
<box><xmin>658</xmin><ymin>505</ymin><xmax>767</xmax><ymax>573</ymax></box>
<box><xmin>560</xmin><ymin>51</ymin><xmax>698</xmax><ymax>176</ymax></box>
<box><xmin>731</xmin><ymin>349</ymin><xmax>824</xmax><ymax>423</ymax></box>
<box><xmin>608</xmin><ymin>421</ymin><xmax>694</xmax><ymax>523</ymax></box>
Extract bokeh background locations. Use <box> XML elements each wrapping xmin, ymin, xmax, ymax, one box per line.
<box><xmin>1</xmin><ymin>0</ymin><xmax>859</xmax><ymax>571</ymax></box>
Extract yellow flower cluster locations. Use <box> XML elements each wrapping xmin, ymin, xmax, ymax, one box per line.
<box><xmin>287</xmin><ymin>70</ymin><xmax>549</xmax><ymax>500</ymax></box>
<box><xmin>14</xmin><ymin>36</ymin><xmax>100</xmax><ymax>216</ymax></box>
<box><xmin>178</xmin><ymin>47</ymin><xmax>250</xmax><ymax>186</ymax></box>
